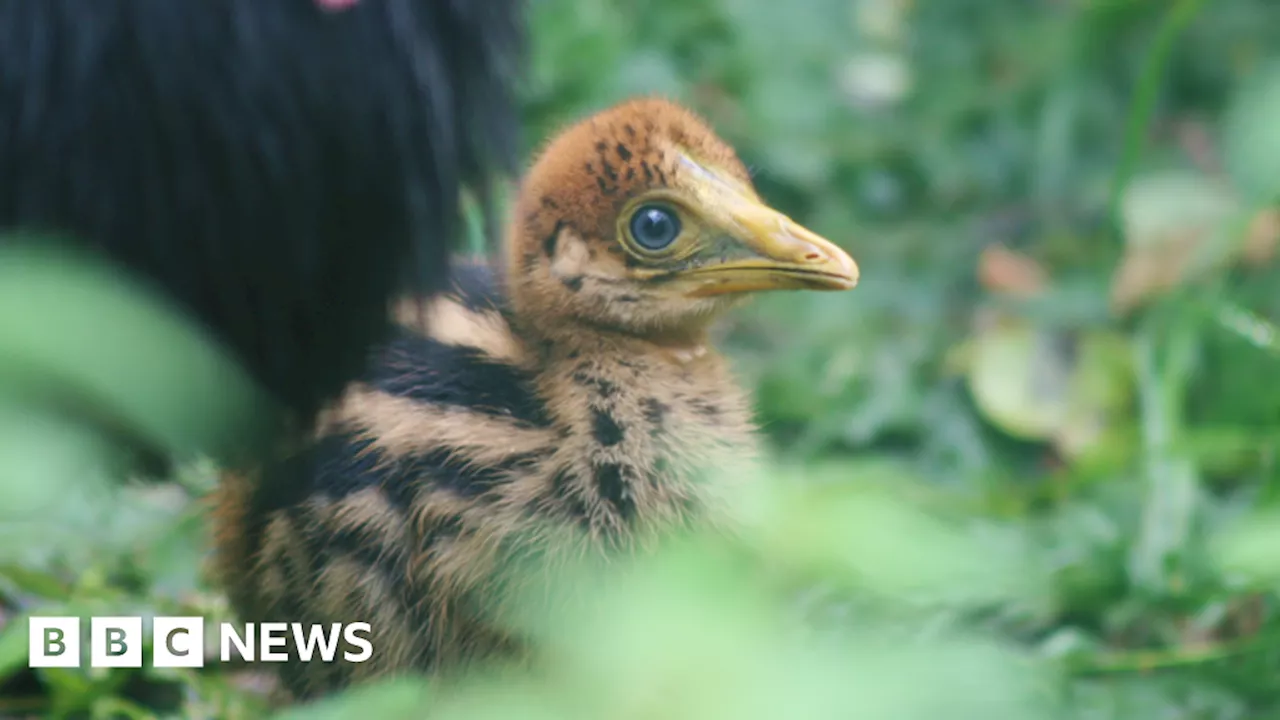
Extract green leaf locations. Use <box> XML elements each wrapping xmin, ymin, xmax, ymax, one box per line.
<box><xmin>965</xmin><ymin>316</ymin><xmax>1070</xmax><ymax>442</ymax></box>
<box><xmin>0</xmin><ymin>564</ymin><xmax>71</xmax><ymax>601</ymax></box>
<box><xmin>0</xmin><ymin>238</ymin><xmax>277</xmax><ymax>465</ymax></box>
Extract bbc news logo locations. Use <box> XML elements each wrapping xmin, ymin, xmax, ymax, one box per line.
<box><xmin>28</xmin><ymin>617</ymin><xmax>373</xmax><ymax>668</ymax></box>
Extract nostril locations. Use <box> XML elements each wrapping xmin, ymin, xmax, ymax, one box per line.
<box><xmin>804</xmin><ymin>252</ymin><xmax>821</xmax><ymax>261</ymax></box>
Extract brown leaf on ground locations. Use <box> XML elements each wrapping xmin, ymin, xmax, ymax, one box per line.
<box><xmin>1109</xmin><ymin>231</ymin><xmax>1203</xmax><ymax>315</ymax></box>
<box><xmin>1112</xmin><ymin>206</ymin><xmax>1279</xmax><ymax>314</ymax></box>
<box><xmin>1109</xmin><ymin>171</ymin><xmax>1250</xmax><ymax>315</ymax></box>
<box><xmin>978</xmin><ymin>245</ymin><xmax>1050</xmax><ymax>298</ymax></box>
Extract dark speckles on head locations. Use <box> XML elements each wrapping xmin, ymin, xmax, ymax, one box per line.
<box><xmin>591</xmin><ymin>409</ymin><xmax>625</xmax><ymax>447</ymax></box>
<box><xmin>573</xmin><ymin>370</ymin><xmax>617</xmax><ymax>399</ymax></box>
<box><xmin>595</xmin><ymin>141</ymin><xmax>607</xmax><ymax>152</ymax></box>
<box><xmin>596</xmin><ymin>176</ymin><xmax>616</xmax><ymax>195</ymax></box>
<box><xmin>616</xmin><ymin>143</ymin><xmax>632</xmax><ymax>162</ymax></box>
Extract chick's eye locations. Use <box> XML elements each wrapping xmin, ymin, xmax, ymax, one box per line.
<box><xmin>628</xmin><ymin>205</ymin><xmax>681</xmax><ymax>251</ymax></box>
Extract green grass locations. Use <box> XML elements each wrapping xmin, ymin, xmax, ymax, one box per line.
<box><xmin>4</xmin><ymin>0</ymin><xmax>1280</xmax><ymax>717</ymax></box>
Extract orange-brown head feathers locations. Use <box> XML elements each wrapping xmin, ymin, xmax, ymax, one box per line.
<box><xmin>506</xmin><ymin>97</ymin><xmax>858</xmax><ymax>342</ymax></box>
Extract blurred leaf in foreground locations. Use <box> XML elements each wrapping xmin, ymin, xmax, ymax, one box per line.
<box><xmin>533</xmin><ymin>545</ymin><xmax>1049</xmax><ymax>720</ymax></box>
<box><xmin>0</xmin><ymin>236</ymin><xmax>275</xmax><ymax>467</ymax></box>
<box><xmin>0</xmin><ymin>402</ymin><xmax>120</xmax><ymax>532</ymax></box>
<box><xmin>290</xmin><ymin>463</ymin><xmax>1056</xmax><ymax>720</ymax></box>
<box><xmin>733</xmin><ymin>462</ymin><xmax>1049</xmax><ymax>607</ymax></box>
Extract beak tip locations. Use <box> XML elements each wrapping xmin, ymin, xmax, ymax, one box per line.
<box><xmin>815</xmin><ymin>245</ymin><xmax>859</xmax><ymax>291</ymax></box>
<box><xmin>842</xmin><ymin>258</ymin><xmax>860</xmax><ymax>288</ymax></box>
<box><xmin>785</xmin><ymin>219</ymin><xmax>857</xmax><ymax>290</ymax></box>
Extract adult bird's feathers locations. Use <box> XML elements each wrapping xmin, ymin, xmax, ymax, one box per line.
<box><xmin>0</xmin><ymin>0</ymin><xmax>525</xmax><ymax>447</ymax></box>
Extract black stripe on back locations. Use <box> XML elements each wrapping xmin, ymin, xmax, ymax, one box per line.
<box><xmin>371</xmin><ymin>334</ymin><xmax>552</xmax><ymax>427</ymax></box>
<box><xmin>308</xmin><ymin>428</ymin><xmax>552</xmax><ymax>504</ymax></box>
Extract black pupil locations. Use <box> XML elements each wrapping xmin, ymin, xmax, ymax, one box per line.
<box><xmin>630</xmin><ymin>205</ymin><xmax>680</xmax><ymax>250</ymax></box>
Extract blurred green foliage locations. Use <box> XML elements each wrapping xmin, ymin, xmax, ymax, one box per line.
<box><xmin>4</xmin><ymin>0</ymin><xmax>1280</xmax><ymax>717</ymax></box>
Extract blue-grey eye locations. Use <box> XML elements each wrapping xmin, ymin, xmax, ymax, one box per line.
<box><xmin>629</xmin><ymin>204</ymin><xmax>681</xmax><ymax>251</ymax></box>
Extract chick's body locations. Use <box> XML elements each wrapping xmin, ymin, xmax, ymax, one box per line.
<box><xmin>212</xmin><ymin>98</ymin><xmax>857</xmax><ymax>700</ymax></box>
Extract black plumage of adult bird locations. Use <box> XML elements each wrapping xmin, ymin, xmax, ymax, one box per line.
<box><xmin>0</xmin><ymin>0</ymin><xmax>524</xmax><ymax>464</ymax></box>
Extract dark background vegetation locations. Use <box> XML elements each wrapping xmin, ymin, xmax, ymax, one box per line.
<box><xmin>4</xmin><ymin>0</ymin><xmax>1280</xmax><ymax>717</ymax></box>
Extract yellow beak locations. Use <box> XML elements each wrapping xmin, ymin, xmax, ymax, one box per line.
<box><xmin>684</xmin><ymin>197</ymin><xmax>859</xmax><ymax>297</ymax></box>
